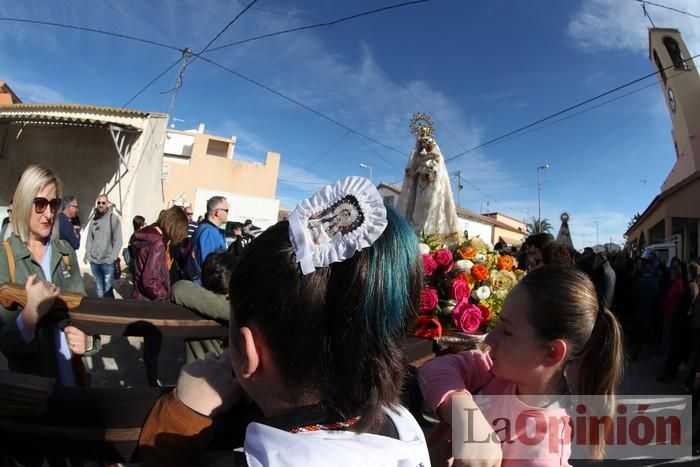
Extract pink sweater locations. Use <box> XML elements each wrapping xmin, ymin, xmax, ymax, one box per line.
<box><xmin>419</xmin><ymin>350</ymin><xmax>572</xmax><ymax>466</ymax></box>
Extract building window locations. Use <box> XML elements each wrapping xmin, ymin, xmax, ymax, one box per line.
<box><xmin>206</xmin><ymin>139</ymin><xmax>230</xmax><ymax>158</ymax></box>
<box><xmin>653</xmin><ymin>50</ymin><xmax>668</xmax><ymax>87</ymax></box>
<box><xmin>674</xmin><ymin>140</ymin><xmax>680</xmax><ymax>159</ymax></box>
<box><xmin>663</xmin><ymin>37</ymin><xmax>688</xmax><ymax>71</ymax></box>
<box><xmin>382</xmin><ymin>195</ymin><xmax>396</xmax><ymax>207</ymax></box>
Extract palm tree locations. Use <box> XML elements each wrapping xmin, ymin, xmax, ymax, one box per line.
<box><xmin>526</xmin><ymin>217</ymin><xmax>553</xmax><ymax>235</ymax></box>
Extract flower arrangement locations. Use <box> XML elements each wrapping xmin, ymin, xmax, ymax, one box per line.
<box><xmin>414</xmin><ymin>235</ymin><xmax>525</xmax><ymax>339</ymax></box>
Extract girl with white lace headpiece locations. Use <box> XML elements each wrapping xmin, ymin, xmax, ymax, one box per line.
<box><xmin>140</xmin><ymin>176</ymin><xmax>430</xmax><ymax>467</ymax></box>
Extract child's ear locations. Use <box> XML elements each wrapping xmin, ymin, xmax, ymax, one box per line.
<box><xmin>543</xmin><ymin>339</ymin><xmax>567</xmax><ymax>367</ymax></box>
<box><xmin>238</xmin><ymin>326</ymin><xmax>260</xmax><ymax>378</ymax></box>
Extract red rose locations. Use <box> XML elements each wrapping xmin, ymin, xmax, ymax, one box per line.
<box><xmin>422</xmin><ymin>254</ymin><xmax>438</xmax><ymax>276</ymax></box>
<box><xmin>420</xmin><ymin>287</ymin><xmax>439</xmax><ymax>314</ymax></box>
<box><xmin>478</xmin><ymin>304</ymin><xmax>492</xmax><ymax>324</ymax></box>
<box><xmin>434</xmin><ymin>249</ymin><xmax>453</xmax><ymax>271</ymax></box>
<box><xmin>450</xmin><ymin>279</ymin><xmax>471</xmax><ymax>303</ymax></box>
<box><xmin>451</xmin><ymin>299</ymin><xmax>483</xmax><ymax>333</ymax></box>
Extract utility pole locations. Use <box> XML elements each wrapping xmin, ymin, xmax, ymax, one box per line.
<box><xmin>537</xmin><ymin>164</ymin><xmax>549</xmax><ymax>224</ymax></box>
<box><xmin>594</xmin><ymin>221</ymin><xmax>599</xmax><ymax>247</ymax></box>
<box><xmin>167</xmin><ymin>47</ymin><xmax>193</xmax><ymax>126</ymax></box>
<box><xmin>454</xmin><ymin>170</ymin><xmax>464</xmax><ymax>206</ymax></box>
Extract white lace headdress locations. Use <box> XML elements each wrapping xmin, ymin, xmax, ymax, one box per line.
<box><xmin>287</xmin><ymin>176</ymin><xmax>388</xmax><ymax>275</ymax></box>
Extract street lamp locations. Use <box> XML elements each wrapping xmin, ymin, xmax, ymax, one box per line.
<box><xmin>536</xmin><ymin>164</ymin><xmax>549</xmax><ymax>224</ymax></box>
<box><xmin>594</xmin><ymin>220</ymin><xmax>599</xmax><ymax>247</ymax></box>
<box><xmin>359</xmin><ymin>163</ymin><xmax>373</xmax><ymax>183</ymax></box>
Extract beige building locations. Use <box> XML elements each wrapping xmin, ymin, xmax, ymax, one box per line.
<box><xmin>626</xmin><ymin>28</ymin><xmax>700</xmax><ymax>260</ymax></box>
<box><xmin>0</xmin><ymin>81</ymin><xmax>21</xmax><ymax>105</ymax></box>
<box><xmin>483</xmin><ymin>212</ymin><xmax>527</xmax><ymax>246</ymax></box>
<box><xmin>162</xmin><ymin>124</ymin><xmax>281</xmax><ymax>228</ymax></box>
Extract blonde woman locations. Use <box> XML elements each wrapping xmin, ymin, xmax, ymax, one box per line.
<box><xmin>0</xmin><ymin>165</ymin><xmax>99</xmax><ymax>386</ymax></box>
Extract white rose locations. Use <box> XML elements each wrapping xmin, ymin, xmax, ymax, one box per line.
<box><xmin>455</xmin><ymin>259</ymin><xmax>474</xmax><ymax>273</ymax></box>
<box><xmin>418</xmin><ymin>243</ymin><xmax>431</xmax><ymax>254</ymax></box>
<box><xmin>484</xmin><ymin>241</ymin><xmax>494</xmax><ymax>251</ymax></box>
<box><xmin>476</xmin><ymin>285</ymin><xmax>491</xmax><ymax>300</ymax></box>
<box><xmin>474</xmin><ymin>253</ymin><xmax>487</xmax><ymax>263</ymax></box>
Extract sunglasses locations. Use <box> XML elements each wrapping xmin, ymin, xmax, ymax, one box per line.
<box><xmin>96</xmin><ymin>201</ymin><xmax>107</xmax><ymax>206</ymax></box>
<box><xmin>34</xmin><ymin>197</ymin><xmax>62</xmax><ymax>214</ymax></box>
<box><xmin>216</xmin><ymin>208</ymin><xmax>229</xmax><ymax>213</ymax></box>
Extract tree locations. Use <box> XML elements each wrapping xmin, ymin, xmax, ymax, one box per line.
<box><xmin>527</xmin><ymin>217</ymin><xmax>553</xmax><ymax>235</ymax></box>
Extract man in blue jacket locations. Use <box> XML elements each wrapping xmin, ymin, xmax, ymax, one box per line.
<box><xmin>58</xmin><ymin>195</ymin><xmax>81</xmax><ymax>250</ymax></box>
<box><xmin>188</xmin><ymin>196</ymin><xmax>228</xmax><ymax>281</ymax></box>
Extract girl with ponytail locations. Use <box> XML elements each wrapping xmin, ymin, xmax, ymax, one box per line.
<box><xmin>419</xmin><ymin>266</ymin><xmax>624</xmax><ymax>465</ymax></box>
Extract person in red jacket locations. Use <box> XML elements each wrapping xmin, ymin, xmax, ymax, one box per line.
<box><xmin>132</xmin><ymin>206</ymin><xmax>188</xmax><ymax>385</ymax></box>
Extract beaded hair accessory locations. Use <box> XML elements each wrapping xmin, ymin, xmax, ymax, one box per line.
<box><xmin>288</xmin><ymin>176</ymin><xmax>388</xmax><ymax>275</ymax></box>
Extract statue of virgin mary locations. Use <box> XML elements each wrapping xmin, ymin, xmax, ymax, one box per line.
<box><xmin>396</xmin><ymin>113</ymin><xmax>460</xmax><ymax>237</ymax></box>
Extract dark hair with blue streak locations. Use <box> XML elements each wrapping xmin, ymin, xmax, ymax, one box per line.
<box><xmin>229</xmin><ymin>207</ymin><xmax>422</xmax><ymax>431</ymax></box>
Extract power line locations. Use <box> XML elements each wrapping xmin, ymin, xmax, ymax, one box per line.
<box><xmin>445</xmin><ymin>69</ymin><xmax>686</xmax><ymax>216</ymax></box>
<box><xmin>124</xmin><ymin>2</ymin><xmax>257</xmax><ymax>108</ymax></box>
<box><xmin>456</xmin><ymin>173</ymin><xmax>527</xmax><ymax>216</ymax></box>
<box><xmin>207</xmin><ymin>0</ymin><xmax>430</xmax><ymax>53</ymax></box>
<box><xmin>122</xmin><ymin>57</ymin><xmax>183</xmax><ymax>107</ymax></box>
<box><xmin>236</xmin><ymin>0</ymin><xmax>321</xmax><ymax>22</ymax></box>
<box><xmin>306</xmin><ymin>130</ymin><xmax>351</xmax><ymax>167</ymax></box>
<box><xmin>351</xmin><ymin>133</ymin><xmax>405</xmax><ymax>172</ymax></box>
<box><xmin>635</xmin><ymin>0</ymin><xmax>700</xmax><ymax>21</ymax></box>
<box><xmin>455</xmin><ymin>72</ymin><xmax>677</xmax><ymax>157</ymax></box>
<box><xmin>366</xmin><ymin>54</ymin><xmax>518</xmax><ymax>201</ymax></box>
<box><xmin>445</xmin><ymin>53</ymin><xmax>700</xmax><ymax>163</ymax></box>
<box><xmin>197</xmin><ymin>0</ymin><xmax>258</xmax><ymax>56</ymax></box>
<box><xmin>0</xmin><ymin>16</ymin><xmax>183</xmax><ymax>52</ymax></box>
<box><xmin>641</xmin><ymin>1</ymin><xmax>657</xmax><ymax>27</ymax></box>
<box><xmin>196</xmin><ymin>54</ymin><xmax>407</xmax><ymax>157</ymax></box>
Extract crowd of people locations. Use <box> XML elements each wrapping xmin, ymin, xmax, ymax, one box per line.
<box><xmin>0</xmin><ymin>165</ymin><xmax>697</xmax><ymax>465</ymax></box>
<box><xmin>0</xmin><ymin>165</ymin><xmax>256</xmax><ymax>389</ymax></box>
<box><xmin>512</xmin><ymin>231</ymin><xmax>700</xmax><ymax>395</ymax></box>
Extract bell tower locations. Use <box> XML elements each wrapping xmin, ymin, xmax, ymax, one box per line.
<box><xmin>649</xmin><ymin>28</ymin><xmax>700</xmax><ymax>191</ymax></box>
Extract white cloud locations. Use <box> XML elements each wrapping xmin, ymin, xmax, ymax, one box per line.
<box><xmin>8</xmin><ymin>79</ymin><xmax>67</xmax><ymax>103</ymax></box>
<box><xmin>209</xmin><ymin>119</ymin><xmax>331</xmax><ymax>196</ymax></box>
<box><xmin>204</xmin><ymin>21</ymin><xmax>532</xmax><ymax>212</ymax></box>
<box><xmin>568</xmin><ymin>0</ymin><xmax>700</xmax><ymax>54</ymax></box>
<box><xmin>1</xmin><ymin>1</ymin><xmax>530</xmax><ymax>215</ymax></box>
<box><xmin>563</xmin><ymin>210</ymin><xmax>630</xmax><ymax>248</ymax></box>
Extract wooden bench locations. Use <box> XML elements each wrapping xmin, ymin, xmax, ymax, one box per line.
<box><xmin>0</xmin><ymin>284</ymin><xmax>437</xmax><ymax>462</ymax></box>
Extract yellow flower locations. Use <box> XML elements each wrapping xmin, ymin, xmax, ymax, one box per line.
<box><xmin>490</xmin><ymin>269</ymin><xmax>517</xmax><ymax>292</ymax></box>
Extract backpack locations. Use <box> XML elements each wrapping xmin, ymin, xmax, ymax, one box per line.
<box><xmin>185</xmin><ymin>228</ymin><xmax>204</xmax><ymax>281</ymax></box>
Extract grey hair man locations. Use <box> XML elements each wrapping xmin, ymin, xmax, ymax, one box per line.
<box><xmin>84</xmin><ymin>194</ymin><xmax>122</xmax><ymax>298</ymax></box>
<box><xmin>58</xmin><ymin>195</ymin><xmax>81</xmax><ymax>250</ymax></box>
<box><xmin>187</xmin><ymin>196</ymin><xmax>228</xmax><ymax>281</ymax></box>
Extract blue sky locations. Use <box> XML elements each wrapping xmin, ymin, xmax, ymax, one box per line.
<box><xmin>2</xmin><ymin>0</ymin><xmax>699</xmax><ymax>248</ymax></box>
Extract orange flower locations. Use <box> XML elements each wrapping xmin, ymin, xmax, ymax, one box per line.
<box><xmin>471</xmin><ymin>263</ymin><xmax>489</xmax><ymax>282</ymax></box>
<box><xmin>459</xmin><ymin>246</ymin><xmax>477</xmax><ymax>260</ymax></box>
<box><xmin>414</xmin><ymin>315</ymin><xmax>443</xmax><ymax>338</ymax></box>
<box><xmin>497</xmin><ymin>255</ymin><xmax>514</xmax><ymax>271</ymax></box>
